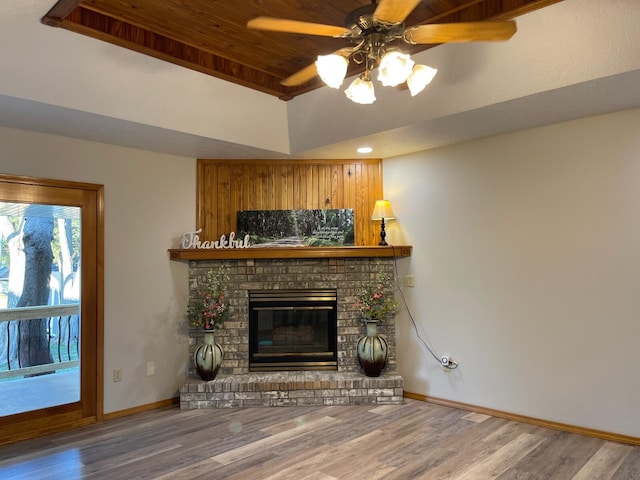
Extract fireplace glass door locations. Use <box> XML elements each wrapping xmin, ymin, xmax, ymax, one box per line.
<box><xmin>249</xmin><ymin>289</ymin><xmax>338</xmax><ymax>371</ymax></box>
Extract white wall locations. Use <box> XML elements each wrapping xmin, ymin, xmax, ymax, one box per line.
<box><xmin>0</xmin><ymin>126</ymin><xmax>194</xmax><ymax>413</ymax></box>
<box><xmin>384</xmin><ymin>107</ymin><xmax>640</xmax><ymax>437</ymax></box>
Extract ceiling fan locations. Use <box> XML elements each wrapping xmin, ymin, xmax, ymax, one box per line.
<box><xmin>247</xmin><ymin>0</ymin><xmax>517</xmax><ymax>103</ymax></box>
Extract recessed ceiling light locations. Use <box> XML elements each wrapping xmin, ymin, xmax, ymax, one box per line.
<box><xmin>357</xmin><ymin>147</ymin><xmax>373</xmax><ymax>154</ymax></box>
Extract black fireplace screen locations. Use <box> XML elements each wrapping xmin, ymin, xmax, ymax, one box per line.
<box><xmin>249</xmin><ymin>289</ymin><xmax>338</xmax><ymax>371</ymax></box>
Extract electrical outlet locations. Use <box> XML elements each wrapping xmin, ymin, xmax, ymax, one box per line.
<box><xmin>113</xmin><ymin>369</ymin><xmax>122</xmax><ymax>382</ymax></box>
<box><xmin>146</xmin><ymin>361</ymin><xmax>155</xmax><ymax>376</ymax></box>
<box><xmin>440</xmin><ymin>355</ymin><xmax>458</xmax><ymax>372</ymax></box>
<box><xmin>404</xmin><ymin>275</ymin><xmax>415</xmax><ymax>287</ymax></box>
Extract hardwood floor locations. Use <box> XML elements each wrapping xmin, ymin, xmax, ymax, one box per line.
<box><xmin>1</xmin><ymin>398</ymin><xmax>639</xmax><ymax>479</ymax></box>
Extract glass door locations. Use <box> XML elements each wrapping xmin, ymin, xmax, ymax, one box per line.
<box><xmin>0</xmin><ymin>175</ymin><xmax>103</xmax><ymax>445</ymax></box>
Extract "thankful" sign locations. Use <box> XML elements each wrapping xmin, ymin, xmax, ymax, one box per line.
<box><xmin>181</xmin><ymin>229</ymin><xmax>251</xmax><ymax>249</ymax></box>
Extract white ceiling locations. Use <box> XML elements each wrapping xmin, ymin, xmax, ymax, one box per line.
<box><xmin>1</xmin><ymin>0</ymin><xmax>639</xmax><ymax>161</ymax></box>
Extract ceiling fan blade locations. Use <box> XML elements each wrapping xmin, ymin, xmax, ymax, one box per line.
<box><xmin>373</xmin><ymin>0</ymin><xmax>422</xmax><ymax>24</ymax></box>
<box><xmin>281</xmin><ymin>64</ymin><xmax>318</xmax><ymax>87</ymax></box>
<box><xmin>281</xmin><ymin>48</ymin><xmax>355</xmax><ymax>87</ymax></box>
<box><xmin>406</xmin><ymin>21</ymin><xmax>517</xmax><ymax>44</ymax></box>
<box><xmin>247</xmin><ymin>17</ymin><xmax>349</xmax><ymax>37</ymax></box>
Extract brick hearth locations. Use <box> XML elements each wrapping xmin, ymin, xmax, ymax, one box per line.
<box><xmin>180</xmin><ymin>256</ymin><xmax>403</xmax><ymax>408</ymax></box>
<box><xmin>180</xmin><ymin>371</ymin><xmax>403</xmax><ymax>408</ymax></box>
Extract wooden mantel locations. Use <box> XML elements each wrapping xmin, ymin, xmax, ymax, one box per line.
<box><xmin>168</xmin><ymin>245</ymin><xmax>412</xmax><ymax>261</ymax></box>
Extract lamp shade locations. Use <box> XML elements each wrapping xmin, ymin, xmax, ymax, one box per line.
<box><xmin>345</xmin><ymin>75</ymin><xmax>376</xmax><ymax>104</ymax></box>
<box><xmin>377</xmin><ymin>51</ymin><xmax>415</xmax><ymax>87</ymax></box>
<box><xmin>316</xmin><ymin>54</ymin><xmax>349</xmax><ymax>89</ymax></box>
<box><xmin>371</xmin><ymin>200</ymin><xmax>396</xmax><ymax>220</ymax></box>
<box><xmin>407</xmin><ymin>65</ymin><xmax>438</xmax><ymax>96</ymax></box>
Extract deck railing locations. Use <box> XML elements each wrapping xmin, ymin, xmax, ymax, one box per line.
<box><xmin>0</xmin><ymin>304</ymin><xmax>80</xmax><ymax>379</ymax></box>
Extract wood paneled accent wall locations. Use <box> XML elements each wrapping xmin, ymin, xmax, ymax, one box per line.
<box><xmin>197</xmin><ymin>159</ymin><xmax>384</xmax><ymax>246</ymax></box>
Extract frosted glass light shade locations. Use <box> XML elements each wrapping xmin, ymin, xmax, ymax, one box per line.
<box><xmin>345</xmin><ymin>76</ymin><xmax>376</xmax><ymax>104</ymax></box>
<box><xmin>315</xmin><ymin>54</ymin><xmax>349</xmax><ymax>89</ymax></box>
<box><xmin>407</xmin><ymin>65</ymin><xmax>438</xmax><ymax>96</ymax></box>
<box><xmin>377</xmin><ymin>51</ymin><xmax>415</xmax><ymax>87</ymax></box>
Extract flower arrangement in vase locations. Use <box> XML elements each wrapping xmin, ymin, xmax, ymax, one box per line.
<box><xmin>353</xmin><ymin>268</ymin><xmax>398</xmax><ymax>377</ymax></box>
<box><xmin>188</xmin><ymin>266</ymin><xmax>230</xmax><ymax>381</ymax></box>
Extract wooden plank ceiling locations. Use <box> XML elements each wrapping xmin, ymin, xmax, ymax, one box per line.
<box><xmin>42</xmin><ymin>0</ymin><xmax>562</xmax><ymax>101</ymax></box>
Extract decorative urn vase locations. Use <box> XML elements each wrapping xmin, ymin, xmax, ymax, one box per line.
<box><xmin>356</xmin><ymin>319</ymin><xmax>389</xmax><ymax>377</ymax></box>
<box><xmin>193</xmin><ymin>330</ymin><xmax>224</xmax><ymax>381</ymax></box>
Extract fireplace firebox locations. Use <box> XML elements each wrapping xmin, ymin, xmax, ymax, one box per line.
<box><xmin>248</xmin><ymin>289</ymin><xmax>338</xmax><ymax>371</ymax></box>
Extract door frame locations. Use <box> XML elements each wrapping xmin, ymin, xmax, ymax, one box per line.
<box><xmin>0</xmin><ymin>173</ymin><xmax>104</xmax><ymax>445</ymax></box>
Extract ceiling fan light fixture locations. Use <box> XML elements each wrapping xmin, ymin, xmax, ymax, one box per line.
<box><xmin>377</xmin><ymin>51</ymin><xmax>415</xmax><ymax>87</ymax></box>
<box><xmin>345</xmin><ymin>74</ymin><xmax>376</xmax><ymax>104</ymax></box>
<box><xmin>315</xmin><ymin>54</ymin><xmax>349</xmax><ymax>89</ymax></box>
<box><xmin>249</xmin><ymin>8</ymin><xmax>518</xmax><ymax>103</ymax></box>
<box><xmin>407</xmin><ymin>64</ymin><xmax>438</xmax><ymax>96</ymax></box>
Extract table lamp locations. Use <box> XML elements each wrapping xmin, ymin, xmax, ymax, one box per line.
<box><xmin>371</xmin><ymin>200</ymin><xmax>395</xmax><ymax>246</ymax></box>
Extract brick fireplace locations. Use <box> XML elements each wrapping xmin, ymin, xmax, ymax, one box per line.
<box><xmin>179</xmin><ymin>255</ymin><xmax>405</xmax><ymax>408</ymax></box>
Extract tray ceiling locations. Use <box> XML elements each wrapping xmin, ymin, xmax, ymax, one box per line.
<box><xmin>42</xmin><ymin>0</ymin><xmax>562</xmax><ymax>100</ymax></box>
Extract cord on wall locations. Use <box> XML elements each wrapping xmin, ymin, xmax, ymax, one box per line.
<box><xmin>390</xmin><ymin>245</ymin><xmax>459</xmax><ymax>370</ymax></box>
